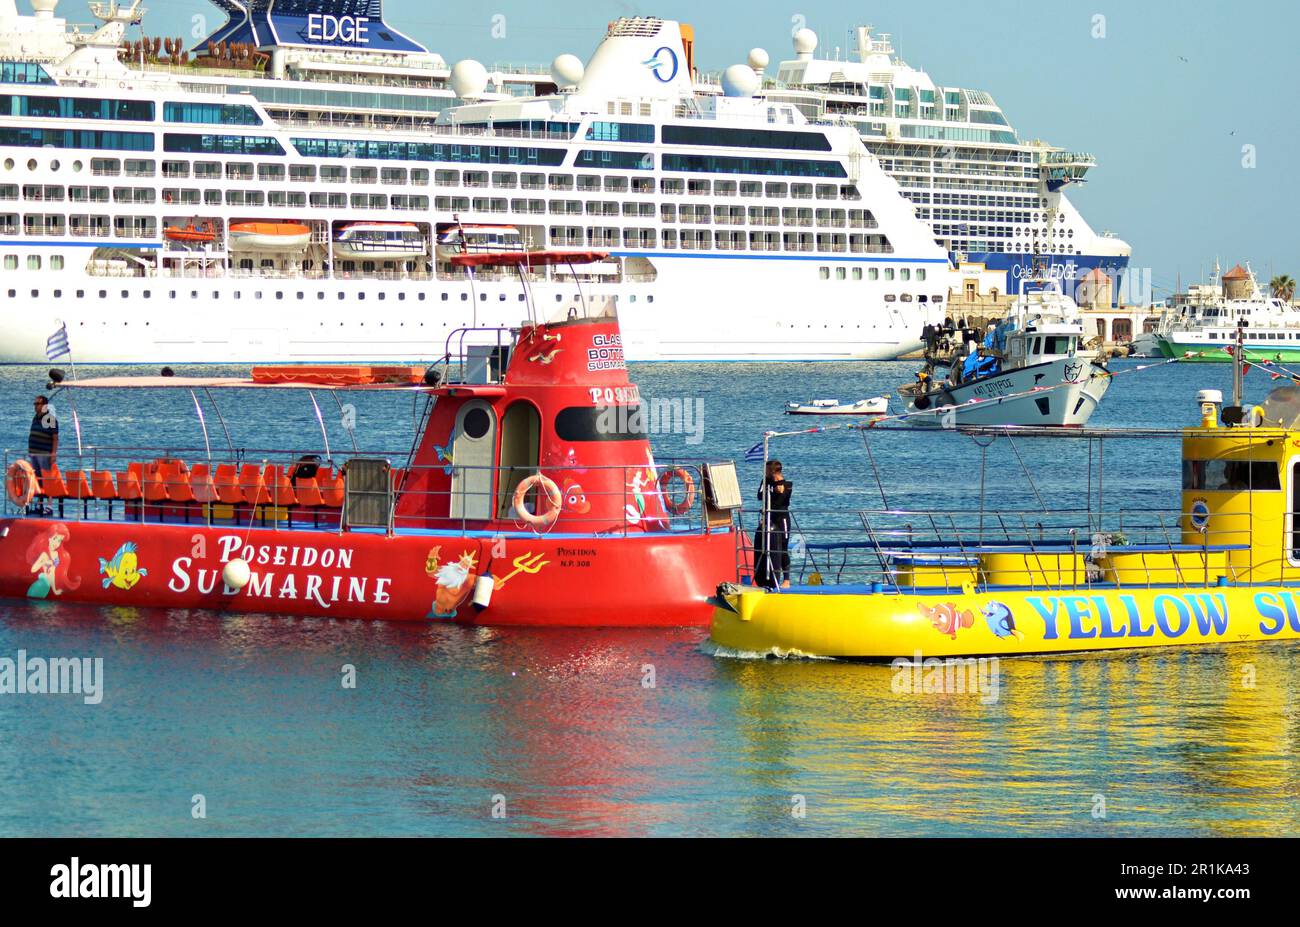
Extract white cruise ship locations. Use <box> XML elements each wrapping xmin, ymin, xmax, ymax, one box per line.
<box><xmin>743</xmin><ymin>26</ymin><xmax>1132</xmax><ymax>295</ymax></box>
<box><xmin>0</xmin><ymin>1</ymin><xmax>951</xmax><ymax>364</ymax></box>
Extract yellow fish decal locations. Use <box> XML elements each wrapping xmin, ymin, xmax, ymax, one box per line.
<box><xmin>100</xmin><ymin>542</ymin><xmax>148</xmax><ymax>591</ymax></box>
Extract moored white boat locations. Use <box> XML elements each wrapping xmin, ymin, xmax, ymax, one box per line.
<box><xmin>904</xmin><ymin>278</ymin><xmax>1111</xmax><ymax>427</ymax></box>
<box><xmin>906</xmin><ymin>356</ymin><xmax>1111</xmax><ymax>427</ymax></box>
<box><xmin>785</xmin><ymin>397</ymin><xmax>888</xmax><ymax>416</ymax></box>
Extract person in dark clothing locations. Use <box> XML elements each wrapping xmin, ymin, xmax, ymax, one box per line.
<box><xmin>753</xmin><ymin>459</ymin><xmax>794</xmax><ymax>589</ymax></box>
<box><xmin>28</xmin><ymin>395</ymin><xmax>58</xmax><ymax>478</ymax></box>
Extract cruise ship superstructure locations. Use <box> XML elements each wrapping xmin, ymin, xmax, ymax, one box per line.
<box><xmin>750</xmin><ymin>26</ymin><xmax>1131</xmax><ymax>293</ymax></box>
<box><xmin>0</xmin><ymin>1</ymin><xmax>951</xmax><ymax>363</ymax></box>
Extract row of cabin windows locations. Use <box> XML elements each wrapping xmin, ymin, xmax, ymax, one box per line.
<box><xmin>2</xmin><ymin>215</ymin><xmax>154</xmax><ymax>236</ymax></box>
<box><xmin>0</xmin><ymin>97</ymin><xmax>262</xmax><ymax>126</ymax></box>
<box><xmin>3</xmin><ymin>254</ymin><xmax>66</xmax><ymax>271</ymax></box>
<box><xmin>1205</xmin><ymin>332</ymin><xmax>1300</xmax><ymax>341</ymax></box>
<box><xmin>7</xmin><ymin>155</ymin><xmax>864</xmax><ymax>207</ymax></box>
<box><xmin>819</xmin><ymin>266</ymin><xmax>929</xmax><ymax>282</ymax></box>
<box><xmin>56</xmin><ymin>157</ymin><xmax>863</xmax><ymax>201</ymax></box>
<box><xmin>542</xmin><ymin>227</ymin><xmax>893</xmax><ymax>253</ymax></box>
<box><xmin>3</xmin><ymin>288</ymin><xmax>653</xmax><ymax>305</ymax></box>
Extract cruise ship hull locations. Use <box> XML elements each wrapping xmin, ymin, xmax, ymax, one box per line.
<box><xmin>0</xmin><ymin>254</ymin><xmax>943</xmax><ymax>364</ymax></box>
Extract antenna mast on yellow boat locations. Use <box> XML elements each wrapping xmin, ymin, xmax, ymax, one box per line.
<box><xmin>1232</xmin><ymin>319</ymin><xmax>1245</xmax><ymax>413</ymax></box>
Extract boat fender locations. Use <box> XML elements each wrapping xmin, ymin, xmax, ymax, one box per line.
<box><xmin>512</xmin><ymin>474</ymin><xmax>562</xmax><ymax>529</ymax></box>
<box><xmin>222</xmin><ymin>558</ymin><xmax>252</xmax><ymax>591</ymax></box>
<box><xmin>657</xmin><ymin>467</ymin><xmax>697</xmax><ymax>515</ymax></box>
<box><xmin>914</xmin><ymin>393</ymin><xmax>931</xmax><ymax>411</ymax></box>
<box><xmin>5</xmin><ymin>460</ymin><xmax>37</xmax><ymax>508</ymax></box>
<box><xmin>472</xmin><ymin>573</ymin><xmax>494</xmax><ymax>611</ymax></box>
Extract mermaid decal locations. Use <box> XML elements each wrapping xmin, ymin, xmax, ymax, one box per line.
<box><xmin>26</xmin><ymin>523</ymin><xmax>81</xmax><ymax>599</ymax></box>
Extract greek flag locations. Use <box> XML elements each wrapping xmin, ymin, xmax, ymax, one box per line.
<box><xmin>45</xmin><ymin>323</ymin><xmax>70</xmax><ymax>361</ymax></box>
<box><xmin>744</xmin><ymin>439</ymin><xmax>766</xmax><ymax>462</ymax></box>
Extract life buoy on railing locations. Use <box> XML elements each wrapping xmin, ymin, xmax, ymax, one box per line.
<box><xmin>657</xmin><ymin>467</ymin><xmax>696</xmax><ymax>515</ymax></box>
<box><xmin>6</xmin><ymin>459</ymin><xmax>38</xmax><ymax>508</ymax></box>
<box><xmin>512</xmin><ymin>474</ymin><xmax>562</xmax><ymax>529</ymax></box>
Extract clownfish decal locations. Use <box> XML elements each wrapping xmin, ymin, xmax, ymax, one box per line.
<box><xmin>919</xmin><ymin>602</ymin><xmax>976</xmax><ymax>640</ymax></box>
<box><xmin>562</xmin><ymin>480</ymin><xmax>590</xmax><ymax>514</ymax></box>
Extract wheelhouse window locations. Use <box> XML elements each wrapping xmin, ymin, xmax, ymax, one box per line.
<box><xmin>554</xmin><ymin>406</ymin><xmax>647</xmax><ymax>442</ymax></box>
<box><xmin>1182</xmin><ymin>459</ymin><xmax>1280</xmax><ymax>492</ymax></box>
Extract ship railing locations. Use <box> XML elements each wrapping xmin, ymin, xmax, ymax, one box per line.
<box><xmin>2</xmin><ymin>448</ymin><xmax>731</xmax><ymax>539</ymax></box>
<box><xmin>736</xmin><ymin>505</ymin><xmax>1262</xmax><ymax>591</ymax></box>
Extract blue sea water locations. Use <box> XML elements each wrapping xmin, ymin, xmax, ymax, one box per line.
<box><xmin>2</xmin><ymin>358</ymin><xmax>1299</xmax><ymax>836</ymax></box>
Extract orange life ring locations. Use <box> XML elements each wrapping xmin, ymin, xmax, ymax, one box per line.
<box><xmin>657</xmin><ymin>467</ymin><xmax>696</xmax><ymax>515</ymax></box>
<box><xmin>512</xmin><ymin>474</ymin><xmax>562</xmax><ymax>529</ymax></box>
<box><xmin>6</xmin><ymin>459</ymin><xmax>37</xmax><ymax>508</ymax></box>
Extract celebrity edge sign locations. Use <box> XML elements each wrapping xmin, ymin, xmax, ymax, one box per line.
<box><xmin>305</xmin><ymin>13</ymin><xmax>371</xmax><ymax>45</ymax></box>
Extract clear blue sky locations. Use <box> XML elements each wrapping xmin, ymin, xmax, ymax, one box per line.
<box><xmin>138</xmin><ymin>0</ymin><xmax>1300</xmax><ymax>293</ymax></box>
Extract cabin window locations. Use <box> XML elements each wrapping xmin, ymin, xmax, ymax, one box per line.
<box><xmin>554</xmin><ymin>406</ymin><xmax>648</xmax><ymax>442</ymax></box>
<box><xmin>1182</xmin><ymin>459</ymin><xmax>1280</xmax><ymax>492</ymax></box>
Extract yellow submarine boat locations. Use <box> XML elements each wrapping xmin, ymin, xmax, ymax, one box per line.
<box><xmin>712</xmin><ymin>383</ymin><xmax>1300</xmax><ymax>660</ymax></box>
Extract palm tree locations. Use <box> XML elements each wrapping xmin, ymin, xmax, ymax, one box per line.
<box><xmin>1270</xmin><ymin>275</ymin><xmax>1296</xmax><ymax>302</ymax></box>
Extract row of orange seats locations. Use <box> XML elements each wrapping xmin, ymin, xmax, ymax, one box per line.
<box><xmin>36</xmin><ymin>461</ymin><xmax>349</xmax><ymax>511</ymax></box>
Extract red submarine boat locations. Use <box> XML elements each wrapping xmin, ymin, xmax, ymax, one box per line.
<box><xmin>1</xmin><ymin>252</ymin><xmax>742</xmax><ymax>627</ymax></box>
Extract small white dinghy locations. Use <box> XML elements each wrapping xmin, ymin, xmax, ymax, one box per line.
<box><xmin>785</xmin><ymin>397</ymin><xmax>889</xmax><ymax>416</ymax></box>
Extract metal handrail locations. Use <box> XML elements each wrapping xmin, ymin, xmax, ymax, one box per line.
<box><xmin>3</xmin><ymin>448</ymin><xmax>728</xmax><ymax>539</ymax></box>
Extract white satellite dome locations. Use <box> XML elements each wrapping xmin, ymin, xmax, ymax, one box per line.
<box><xmin>747</xmin><ymin>48</ymin><xmax>770</xmax><ymax>71</ymax></box>
<box><xmin>449</xmin><ymin>59</ymin><xmax>489</xmax><ymax>99</ymax></box>
<box><xmin>793</xmin><ymin>28</ymin><xmax>818</xmax><ymax>58</ymax></box>
<box><xmin>31</xmin><ymin>0</ymin><xmax>59</xmax><ymax>14</ymax></box>
<box><xmin>720</xmin><ymin>64</ymin><xmax>760</xmax><ymax>97</ymax></box>
<box><xmin>550</xmin><ymin>53</ymin><xmax>584</xmax><ymax>89</ymax></box>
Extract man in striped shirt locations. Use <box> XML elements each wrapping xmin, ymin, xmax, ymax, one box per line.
<box><xmin>29</xmin><ymin>395</ymin><xmax>58</xmax><ymax>479</ymax></box>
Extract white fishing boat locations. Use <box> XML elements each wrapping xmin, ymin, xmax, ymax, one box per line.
<box><xmin>1127</xmin><ymin>330</ymin><xmax>1162</xmax><ymax>357</ymax></box>
<box><xmin>902</xmin><ymin>279</ymin><xmax>1111</xmax><ymax>427</ymax></box>
<box><xmin>785</xmin><ymin>397</ymin><xmax>888</xmax><ymax>416</ymax></box>
<box><xmin>332</xmin><ymin>223</ymin><xmax>428</xmax><ymax>260</ymax></box>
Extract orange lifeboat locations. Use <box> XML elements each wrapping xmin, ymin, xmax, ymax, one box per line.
<box><xmin>163</xmin><ymin>222</ymin><xmax>216</xmax><ymax>244</ymax></box>
<box><xmin>229</xmin><ymin>222</ymin><xmax>312</xmax><ymax>253</ymax></box>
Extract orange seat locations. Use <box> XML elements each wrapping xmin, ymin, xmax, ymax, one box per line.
<box><xmin>117</xmin><ymin>470</ymin><xmax>142</xmax><ymax>501</ymax></box>
<box><xmin>68</xmin><ymin>471</ymin><xmax>93</xmax><ymax>501</ymax></box>
<box><xmin>161</xmin><ymin>462</ymin><xmax>195</xmax><ymax>504</ymax></box>
<box><xmin>293</xmin><ymin>475</ymin><xmax>324</xmax><ymax>508</ymax></box>
<box><xmin>91</xmin><ymin>471</ymin><xmax>118</xmax><ymax>500</ymax></box>
<box><xmin>40</xmin><ymin>467</ymin><xmax>68</xmax><ymax>499</ymax></box>
<box><xmin>214</xmin><ymin>464</ymin><xmax>242</xmax><ymax>506</ymax></box>
<box><xmin>190</xmin><ymin>463</ymin><xmax>217</xmax><ymax>504</ymax></box>
<box><xmin>142</xmin><ymin>467</ymin><xmax>167</xmax><ymax>503</ymax></box>
<box><xmin>319</xmin><ymin>468</ymin><xmax>345</xmax><ymax>508</ymax></box>
<box><xmin>266</xmin><ymin>465</ymin><xmax>297</xmax><ymax>507</ymax></box>
<box><xmin>239</xmin><ymin>464</ymin><xmax>271</xmax><ymax>506</ymax></box>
